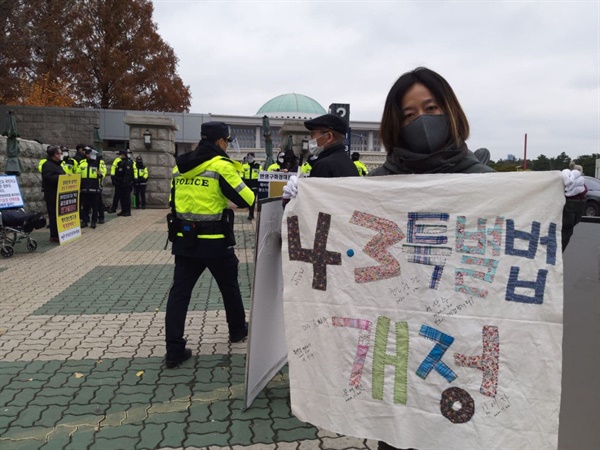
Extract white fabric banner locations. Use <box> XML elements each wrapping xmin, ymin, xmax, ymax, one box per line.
<box><xmin>282</xmin><ymin>172</ymin><xmax>565</xmax><ymax>450</ymax></box>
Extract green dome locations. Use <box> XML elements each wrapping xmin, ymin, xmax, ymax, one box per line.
<box><xmin>256</xmin><ymin>93</ymin><xmax>326</xmax><ymax>119</ymax></box>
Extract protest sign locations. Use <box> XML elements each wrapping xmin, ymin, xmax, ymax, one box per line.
<box><xmin>56</xmin><ymin>174</ymin><xmax>81</xmax><ymax>244</ymax></box>
<box><xmin>244</xmin><ymin>198</ymin><xmax>287</xmax><ymax>409</ymax></box>
<box><xmin>282</xmin><ymin>172</ymin><xmax>564</xmax><ymax>449</ymax></box>
<box><xmin>0</xmin><ymin>175</ymin><xmax>24</xmax><ymax>209</ymax></box>
<box><xmin>258</xmin><ymin>171</ymin><xmax>294</xmax><ymax>200</ymax></box>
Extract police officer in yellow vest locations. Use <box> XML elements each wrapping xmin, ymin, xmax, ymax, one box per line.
<box><xmin>351</xmin><ymin>152</ymin><xmax>369</xmax><ymax>176</ymax></box>
<box><xmin>165</xmin><ymin>121</ymin><xmax>255</xmax><ymax>368</ymax></box>
<box><xmin>241</xmin><ymin>152</ymin><xmax>261</xmax><ymax>220</ymax></box>
<box><xmin>61</xmin><ymin>146</ymin><xmax>78</xmax><ymax>174</ymax></box>
<box><xmin>77</xmin><ymin>148</ymin><xmax>103</xmax><ymax>228</ymax></box>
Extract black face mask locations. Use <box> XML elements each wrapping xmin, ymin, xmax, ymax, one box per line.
<box><xmin>401</xmin><ymin>114</ymin><xmax>450</xmax><ymax>154</ymax></box>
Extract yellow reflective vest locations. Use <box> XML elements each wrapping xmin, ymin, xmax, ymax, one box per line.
<box><xmin>62</xmin><ymin>157</ymin><xmax>78</xmax><ymax>174</ymax></box>
<box><xmin>77</xmin><ymin>159</ymin><xmax>103</xmax><ymax>193</ymax></box>
<box><xmin>172</xmin><ymin>155</ymin><xmax>255</xmax><ymax>239</ymax></box>
<box><xmin>301</xmin><ymin>161</ymin><xmax>312</xmax><ymax>174</ymax></box>
<box><xmin>242</xmin><ymin>162</ymin><xmax>261</xmax><ymax>180</ymax></box>
<box><xmin>354</xmin><ymin>160</ymin><xmax>369</xmax><ymax>176</ymax></box>
<box><xmin>134</xmin><ymin>165</ymin><xmax>149</xmax><ymax>185</ymax></box>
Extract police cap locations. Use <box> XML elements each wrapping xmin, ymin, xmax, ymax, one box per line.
<box><xmin>304</xmin><ymin>114</ymin><xmax>348</xmax><ymax>135</ymax></box>
<box><xmin>117</xmin><ymin>149</ymin><xmax>128</xmax><ymax>155</ymax></box>
<box><xmin>201</xmin><ymin>122</ymin><xmax>233</xmax><ymax>143</ymax></box>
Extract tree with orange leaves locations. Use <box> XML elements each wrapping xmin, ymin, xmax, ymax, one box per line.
<box><xmin>0</xmin><ymin>0</ymin><xmax>191</xmax><ymax>112</ymax></box>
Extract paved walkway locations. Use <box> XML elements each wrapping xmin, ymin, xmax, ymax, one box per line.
<box><xmin>0</xmin><ymin>208</ymin><xmax>376</xmax><ymax>449</ymax></box>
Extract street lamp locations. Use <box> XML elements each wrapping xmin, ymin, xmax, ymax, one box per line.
<box><xmin>143</xmin><ymin>129</ymin><xmax>152</xmax><ymax>148</ymax></box>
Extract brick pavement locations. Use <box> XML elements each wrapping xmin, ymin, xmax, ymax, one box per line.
<box><xmin>0</xmin><ymin>208</ymin><xmax>376</xmax><ymax>449</ymax></box>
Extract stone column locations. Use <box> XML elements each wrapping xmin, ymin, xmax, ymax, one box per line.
<box><xmin>124</xmin><ymin>114</ymin><xmax>178</xmax><ymax>209</ymax></box>
<box><xmin>279</xmin><ymin>120</ymin><xmax>310</xmax><ymax>161</ymax></box>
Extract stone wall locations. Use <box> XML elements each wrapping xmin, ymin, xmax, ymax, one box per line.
<box><xmin>0</xmin><ymin>106</ymin><xmax>100</xmax><ymax>148</ymax></box>
<box><xmin>0</xmin><ymin>136</ymin><xmax>46</xmax><ymax>213</ymax></box>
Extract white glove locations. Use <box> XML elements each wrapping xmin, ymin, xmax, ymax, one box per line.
<box><xmin>562</xmin><ymin>169</ymin><xmax>586</xmax><ymax>197</ymax></box>
<box><xmin>282</xmin><ymin>175</ymin><xmax>298</xmax><ymax>200</ymax></box>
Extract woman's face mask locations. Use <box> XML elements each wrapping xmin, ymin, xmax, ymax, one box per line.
<box><xmin>401</xmin><ymin>114</ymin><xmax>450</xmax><ymax>154</ymax></box>
<box><xmin>247</xmin><ymin>156</ymin><xmax>254</xmax><ymax>163</ymax></box>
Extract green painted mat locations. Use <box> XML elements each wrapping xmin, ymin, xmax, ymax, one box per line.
<box><xmin>0</xmin><ymin>356</ymin><xmax>316</xmax><ymax>449</ymax></box>
<box><xmin>33</xmin><ymin>263</ymin><xmax>254</xmax><ymax>316</ymax></box>
<box><xmin>122</xmin><ymin>230</ymin><xmax>256</xmax><ymax>252</ymax></box>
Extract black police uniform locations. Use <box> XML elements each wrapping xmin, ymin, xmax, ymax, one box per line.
<box><xmin>165</xmin><ymin>122</ymin><xmax>255</xmax><ymax>367</ymax></box>
<box><xmin>113</xmin><ymin>156</ymin><xmax>134</xmax><ymax>215</ymax></box>
<box><xmin>242</xmin><ymin>160</ymin><xmax>261</xmax><ymax>219</ymax></box>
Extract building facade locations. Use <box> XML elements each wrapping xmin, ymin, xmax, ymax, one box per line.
<box><xmin>0</xmin><ymin>93</ymin><xmax>383</xmax><ymax>157</ymax></box>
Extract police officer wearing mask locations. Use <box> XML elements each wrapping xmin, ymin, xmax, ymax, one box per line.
<box><xmin>110</xmin><ymin>149</ymin><xmax>135</xmax><ymax>216</ymax></box>
<box><xmin>165</xmin><ymin>121</ymin><xmax>255</xmax><ymax>368</ymax></box>
<box><xmin>61</xmin><ymin>146</ymin><xmax>78</xmax><ymax>174</ymax></box>
<box><xmin>134</xmin><ymin>156</ymin><xmax>149</xmax><ymax>209</ymax></box>
<box><xmin>241</xmin><ymin>152</ymin><xmax>261</xmax><ymax>220</ymax></box>
<box><xmin>304</xmin><ymin>114</ymin><xmax>358</xmax><ymax>178</ymax></box>
<box><xmin>267</xmin><ymin>151</ymin><xmax>285</xmax><ymax>171</ymax></box>
<box><xmin>78</xmin><ymin>148</ymin><xmax>102</xmax><ymax>228</ymax></box>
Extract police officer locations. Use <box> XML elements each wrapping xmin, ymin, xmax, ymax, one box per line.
<box><xmin>133</xmin><ymin>156</ymin><xmax>149</xmax><ymax>209</ymax></box>
<box><xmin>165</xmin><ymin>121</ymin><xmax>255</xmax><ymax>368</ymax></box>
<box><xmin>96</xmin><ymin>153</ymin><xmax>107</xmax><ymax>224</ymax></box>
<box><xmin>74</xmin><ymin>144</ymin><xmax>87</xmax><ymax>164</ymax></box>
<box><xmin>301</xmin><ymin>154</ymin><xmax>318</xmax><ymax>175</ymax></box>
<box><xmin>78</xmin><ymin>148</ymin><xmax>102</xmax><ymax>228</ymax></box>
<box><xmin>110</xmin><ymin>149</ymin><xmax>135</xmax><ymax>216</ymax></box>
<box><xmin>351</xmin><ymin>152</ymin><xmax>369</xmax><ymax>176</ymax></box>
<box><xmin>61</xmin><ymin>146</ymin><xmax>78</xmax><ymax>174</ymax></box>
<box><xmin>266</xmin><ymin>151</ymin><xmax>285</xmax><ymax>171</ymax></box>
<box><xmin>241</xmin><ymin>152</ymin><xmax>261</xmax><ymax>220</ymax></box>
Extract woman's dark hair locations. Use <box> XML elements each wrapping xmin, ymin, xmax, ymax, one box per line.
<box><xmin>379</xmin><ymin>67</ymin><xmax>469</xmax><ymax>153</ymax></box>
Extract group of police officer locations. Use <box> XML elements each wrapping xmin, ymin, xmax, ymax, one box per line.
<box><xmin>39</xmin><ymin>144</ymin><xmax>149</xmax><ymax>239</ymax></box>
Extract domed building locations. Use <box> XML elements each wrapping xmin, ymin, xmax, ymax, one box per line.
<box><xmin>0</xmin><ymin>94</ymin><xmax>382</xmax><ymax>163</ymax></box>
<box><xmin>255</xmin><ymin>93</ymin><xmax>327</xmax><ymax>120</ymax></box>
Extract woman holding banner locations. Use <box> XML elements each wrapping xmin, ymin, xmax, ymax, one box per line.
<box><xmin>370</xmin><ymin>66</ymin><xmax>579</xmax><ymax>449</ymax></box>
<box><xmin>371</xmin><ymin>67</ymin><xmax>494</xmax><ymax>178</ymax></box>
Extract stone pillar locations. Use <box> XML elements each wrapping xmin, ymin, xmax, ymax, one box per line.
<box><xmin>279</xmin><ymin>120</ymin><xmax>310</xmax><ymax>162</ymax></box>
<box><xmin>124</xmin><ymin>114</ymin><xmax>178</xmax><ymax>209</ymax></box>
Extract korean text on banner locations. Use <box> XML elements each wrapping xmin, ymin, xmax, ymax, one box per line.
<box><xmin>282</xmin><ymin>172</ymin><xmax>565</xmax><ymax>450</ymax></box>
<box><xmin>0</xmin><ymin>175</ymin><xmax>25</xmax><ymax>209</ymax></box>
<box><xmin>56</xmin><ymin>174</ymin><xmax>82</xmax><ymax>244</ymax></box>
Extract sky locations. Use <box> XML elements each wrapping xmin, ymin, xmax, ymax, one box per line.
<box><xmin>151</xmin><ymin>0</ymin><xmax>599</xmax><ymax>162</ymax></box>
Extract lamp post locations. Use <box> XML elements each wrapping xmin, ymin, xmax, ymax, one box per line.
<box><xmin>299</xmin><ymin>138</ymin><xmax>309</xmax><ymax>168</ymax></box>
<box><xmin>354</xmin><ymin>134</ymin><xmax>366</xmax><ymax>152</ymax></box>
<box><xmin>262</xmin><ymin>115</ymin><xmax>274</xmax><ymax>169</ymax></box>
<box><xmin>143</xmin><ymin>129</ymin><xmax>152</xmax><ymax>148</ymax></box>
